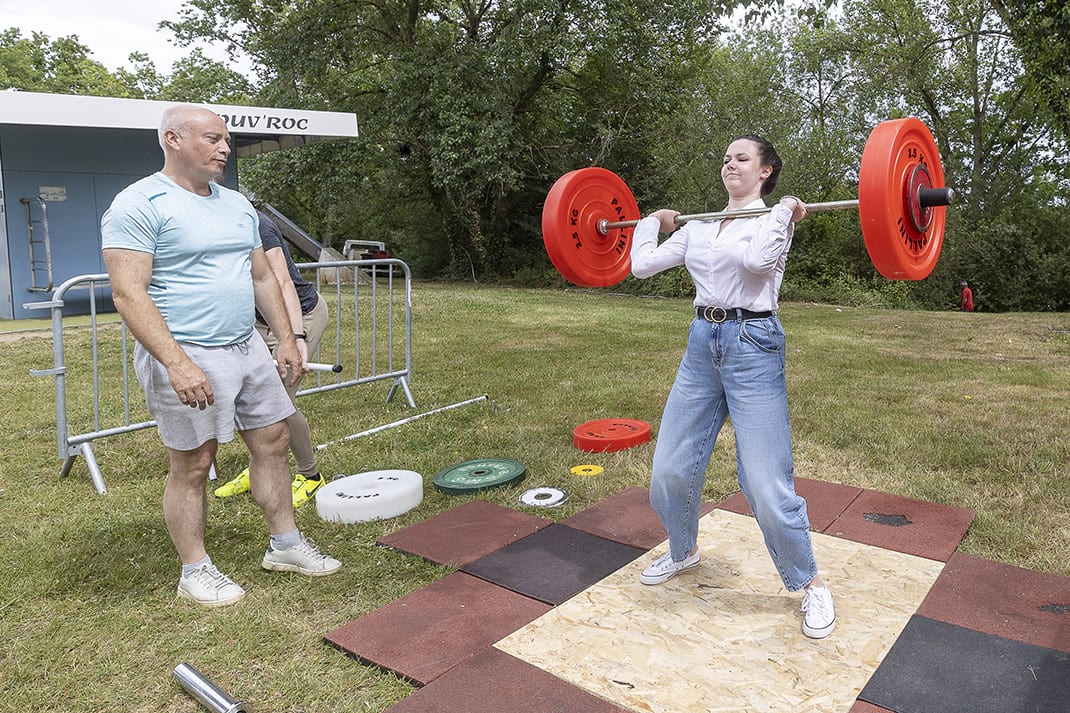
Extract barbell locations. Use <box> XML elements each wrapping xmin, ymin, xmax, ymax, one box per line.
<box><xmin>541</xmin><ymin>117</ymin><xmax>954</xmax><ymax>287</ymax></box>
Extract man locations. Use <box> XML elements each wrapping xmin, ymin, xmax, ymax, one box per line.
<box><xmin>214</xmin><ymin>209</ymin><xmax>329</xmax><ymax>507</ymax></box>
<box><xmin>959</xmin><ymin>280</ymin><xmax>974</xmax><ymax>312</ymax></box>
<box><xmin>101</xmin><ymin>104</ymin><xmax>341</xmax><ymax>608</ymax></box>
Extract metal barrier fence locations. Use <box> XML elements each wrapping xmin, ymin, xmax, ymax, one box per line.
<box><xmin>24</xmin><ymin>259</ymin><xmax>414</xmax><ymax>495</ymax></box>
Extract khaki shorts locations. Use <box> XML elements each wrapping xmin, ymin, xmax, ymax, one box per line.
<box><xmin>134</xmin><ymin>331</ymin><xmax>295</xmax><ymax>451</ymax></box>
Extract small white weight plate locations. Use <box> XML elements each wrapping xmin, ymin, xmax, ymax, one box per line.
<box><xmin>518</xmin><ymin>486</ymin><xmax>568</xmax><ymax>508</ymax></box>
<box><xmin>316</xmin><ymin>469</ymin><xmax>423</xmax><ymax>524</ymax></box>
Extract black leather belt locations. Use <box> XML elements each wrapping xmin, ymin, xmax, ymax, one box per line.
<box><xmin>696</xmin><ymin>306</ymin><xmax>775</xmax><ymax>323</ymax></box>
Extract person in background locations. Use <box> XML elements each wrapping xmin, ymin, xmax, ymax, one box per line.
<box><xmin>959</xmin><ymin>280</ymin><xmax>974</xmax><ymax>312</ymax></box>
<box><xmin>101</xmin><ymin>104</ymin><xmax>341</xmax><ymax>608</ymax></box>
<box><xmin>214</xmin><ymin>209</ymin><xmax>329</xmax><ymax>507</ymax></box>
<box><xmin>628</xmin><ymin>133</ymin><xmax>835</xmax><ymax>639</ymax></box>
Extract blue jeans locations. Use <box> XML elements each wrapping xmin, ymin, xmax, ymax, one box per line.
<box><xmin>649</xmin><ymin>316</ymin><xmax>818</xmax><ymax>591</ymax></box>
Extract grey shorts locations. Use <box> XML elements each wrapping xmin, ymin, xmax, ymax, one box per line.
<box><xmin>134</xmin><ymin>331</ymin><xmax>296</xmax><ymax>451</ymax></box>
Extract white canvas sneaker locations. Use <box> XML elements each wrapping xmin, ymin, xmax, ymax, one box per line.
<box><xmin>801</xmin><ymin>584</ymin><xmax>836</xmax><ymax>638</ymax></box>
<box><xmin>639</xmin><ymin>549</ymin><xmax>700</xmax><ymax>585</ymax></box>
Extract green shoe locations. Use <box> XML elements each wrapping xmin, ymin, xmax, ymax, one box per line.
<box><xmin>292</xmin><ymin>474</ymin><xmax>325</xmax><ymax>508</ymax></box>
<box><xmin>213</xmin><ymin>468</ymin><xmax>251</xmax><ymax>498</ymax></box>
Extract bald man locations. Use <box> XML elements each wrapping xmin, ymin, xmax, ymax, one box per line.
<box><xmin>102</xmin><ymin>105</ymin><xmax>341</xmax><ymax>607</ymax></box>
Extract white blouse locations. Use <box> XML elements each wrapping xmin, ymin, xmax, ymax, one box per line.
<box><xmin>629</xmin><ymin>200</ymin><xmax>795</xmax><ymax>312</ymax></box>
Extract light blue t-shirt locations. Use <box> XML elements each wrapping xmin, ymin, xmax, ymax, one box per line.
<box><xmin>101</xmin><ymin>173</ymin><xmax>261</xmax><ymax>346</ymax></box>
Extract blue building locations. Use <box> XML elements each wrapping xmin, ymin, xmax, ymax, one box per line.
<box><xmin>0</xmin><ymin>91</ymin><xmax>358</xmax><ymax>319</ymax></box>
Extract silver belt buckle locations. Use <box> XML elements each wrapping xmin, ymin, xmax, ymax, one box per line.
<box><xmin>702</xmin><ymin>306</ymin><xmax>728</xmax><ymax>323</ymax></box>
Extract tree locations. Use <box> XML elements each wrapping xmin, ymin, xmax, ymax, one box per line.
<box><xmin>113</xmin><ymin>52</ymin><xmax>166</xmax><ymax>98</ymax></box>
<box><xmin>159</xmin><ymin>0</ymin><xmax>1070</xmax><ymax>308</ymax></box>
<box><xmin>1</xmin><ymin>27</ymin><xmax>256</xmax><ymax>105</ymax></box>
<box><xmin>833</xmin><ymin>0</ymin><xmax>1070</xmax><ymax>310</ymax></box>
<box><xmin>990</xmin><ymin>0</ymin><xmax>1070</xmax><ymax>139</ymax></box>
<box><xmin>0</xmin><ymin>28</ymin><xmax>130</xmax><ymax>96</ymax></box>
<box><xmin>163</xmin><ymin>0</ymin><xmax>730</xmax><ymax>277</ymax></box>
<box><xmin>153</xmin><ymin>48</ymin><xmax>255</xmax><ymax>103</ymax></box>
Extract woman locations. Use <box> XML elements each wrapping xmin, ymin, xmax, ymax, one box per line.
<box><xmin>629</xmin><ymin>134</ymin><xmax>835</xmax><ymax>639</ymax></box>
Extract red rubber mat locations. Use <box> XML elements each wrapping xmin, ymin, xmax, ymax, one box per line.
<box><xmin>824</xmin><ymin>489</ymin><xmax>975</xmax><ymax>561</ymax></box>
<box><xmin>376</xmin><ymin>499</ymin><xmax>552</xmax><ymax>566</ymax></box>
<box><xmin>859</xmin><ymin>615</ymin><xmax>1070</xmax><ymax>713</ymax></box>
<box><xmin>561</xmin><ymin>486</ymin><xmax>716</xmax><ymax>549</ymax></box>
<box><xmin>716</xmin><ymin>477</ymin><xmax>864</xmax><ymax>532</ymax></box>
<box><xmin>918</xmin><ymin>552</ymin><xmax>1070</xmax><ymax>653</ymax></box>
<box><xmin>460</xmin><ymin>524</ymin><xmax>646</xmax><ymax>605</ymax></box>
<box><xmin>382</xmin><ymin>647</ymin><xmax>632</xmax><ymax>713</ymax></box>
<box><xmin>323</xmin><ymin>572</ymin><xmax>551</xmax><ymax>685</ymax></box>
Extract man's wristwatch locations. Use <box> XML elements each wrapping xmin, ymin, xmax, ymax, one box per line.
<box><xmin>293</xmin><ymin>333</ymin><xmax>307</xmax><ymax>341</ymax></box>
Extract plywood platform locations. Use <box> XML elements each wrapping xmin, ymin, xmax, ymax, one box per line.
<box><xmin>496</xmin><ymin>509</ymin><xmax>944</xmax><ymax>713</ymax></box>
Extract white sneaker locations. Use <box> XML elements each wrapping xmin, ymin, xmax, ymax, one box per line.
<box><xmin>640</xmin><ymin>549</ymin><xmax>700</xmax><ymax>585</ymax></box>
<box><xmin>177</xmin><ymin>564</ymin><xmax>246</xmax><ymax>607</ymax></box>
<box><xmin>261</xmin><ymin>538</ymin><xmax>342</xmax><ymax>577</ymax></box>
<box><xmin>801</xmin><ymin>584</ymin><xmax>836</xmax><ymax>638</ymax></box>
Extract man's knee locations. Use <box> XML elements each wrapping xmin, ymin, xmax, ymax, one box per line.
<box><xmin>253</xmin><ymin>420</ymin><xmax>291</xmax><ymax>455</ymax></box>
<box><xmin>167</xmin><ymin>442</ymin><xmax>217</xmax><ymax>481</ymax></box>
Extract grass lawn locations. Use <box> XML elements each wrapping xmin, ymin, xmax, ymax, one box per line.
<box><xmin>1</xmin><ymin>283</ymin><xmax>1068</xmax><ymax>711</ymax></box>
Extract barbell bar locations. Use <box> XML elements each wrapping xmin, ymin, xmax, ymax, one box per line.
<box><xmin>541</xmin><ymin>117</ymin><xmax>954</xmax><ymax>287</ymax></box>
<box><xmin>274</xmin><ymin>360</ymin><xmax>344</xmax><ymax>373</ymax></box>
<box><xmin>598</xmin><ymin>198</ymin><xmax>861</xmax><ymax>233</ymax></box>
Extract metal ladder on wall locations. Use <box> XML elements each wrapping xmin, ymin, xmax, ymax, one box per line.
<box><xmin>21</xmin><ymin>197</ymin><xmax>53</xmax><ymax>292</ymax></box>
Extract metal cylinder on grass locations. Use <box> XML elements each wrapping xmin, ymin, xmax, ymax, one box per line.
<box><xmin>172</xmin><ymin>662</ymin><xmax>253</xmax><ymax>713</ymax></box>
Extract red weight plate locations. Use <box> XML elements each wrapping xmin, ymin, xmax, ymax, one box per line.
<box><xmin>573</xmin><ymin>418</ymin><xmax>651</xmax><ymax>453</ymax></box>
<box><xmin>541</xmin><ymin>167</ymin><xmax>640</xmax><ymax>288</ymax></box>
<box><xmin>858</xmin><ymin>118</ymin><xmax>947</xmax><ymax>280</ymax></box>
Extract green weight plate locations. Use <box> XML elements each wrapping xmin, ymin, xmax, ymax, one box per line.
<box><xmin>432</xmin><ymin>457</ymin><xmax>527</xmax><ymax>495</ymax></box>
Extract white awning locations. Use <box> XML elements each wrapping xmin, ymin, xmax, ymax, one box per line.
<box><xmin>0</xmin><ymin>90</ymin><xmax>359</xmax><ymax>157</ymax></box>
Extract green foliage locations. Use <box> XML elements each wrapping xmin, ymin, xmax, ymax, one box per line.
<box><xmin>9</xmin><ymin>0</ymin><xmax>1070</xmax><ymax>310</ymax></box>
<box><xmin>153</xmin><ymin>48</ymin><xmax>255</xmax><ymax>103</ymax></box>
<box><xmin>167</xmin><ymin>0</ymin><xmax>729</xmax><ymax>278</ymax></box>
<box><xmin>782</xmin><ymin>272</ymin><xmax>916</xmax><ymax>308</ymax></box>
<box><xmin>992</xmin><ymin>0</ymin><xmax>1070</xmax><ymax>139</ymax></box>
<box><xmin>1</xmin><ymin>27</ymin><xmax>255</xmax><ymax>103</ymax></box>
<box><xmin>0</xmin><ymin>28</ymin><xmax>129</xmax><ymax>95</ymax></box>
<box><xmin>112</xmin><ymin>52</ymin><xmax>166</xmax><ymax>98</ymax></box>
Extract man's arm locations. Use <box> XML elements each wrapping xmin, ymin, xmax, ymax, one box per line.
<box><xmin>102</xmin><ymin>247</ymin><xmax>215</xmax><ymax>409</ymax></box>
<box><xmin>251</xmin><ymin>246</ymin><xmax>301</xmax><ymax>386</ymax></box>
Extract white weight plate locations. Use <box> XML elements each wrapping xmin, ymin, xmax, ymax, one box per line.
<box><xmin>518</xmin><ymin>486</ymin><xmax>568</xmax><ymax>508</ymax></box>
<box><xmin>316</xmin><ymin>469</ymin><xmax>424</xmax><ymax>524</ymax></box>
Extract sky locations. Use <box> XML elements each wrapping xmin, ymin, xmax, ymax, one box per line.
<box><xmin>1</xmin><ymin>0</ymin><xmax>251</xmax><ymax>75</ymax></box>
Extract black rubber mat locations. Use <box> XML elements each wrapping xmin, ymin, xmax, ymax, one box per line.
<box><xmin>859</xmin><ymin>615</ymin><xmax>1070</xmax><ymax>713</ymax></box>
<box><xmin>460</xmin><ymin>523</ymin><xmax>646</xmax><ymax>605</ymax></box>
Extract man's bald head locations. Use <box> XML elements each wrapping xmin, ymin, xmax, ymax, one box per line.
<box><xmin>158</xmin><ymin>105</ymin><xmax>225</xmax><ymax>151</ymax></box>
